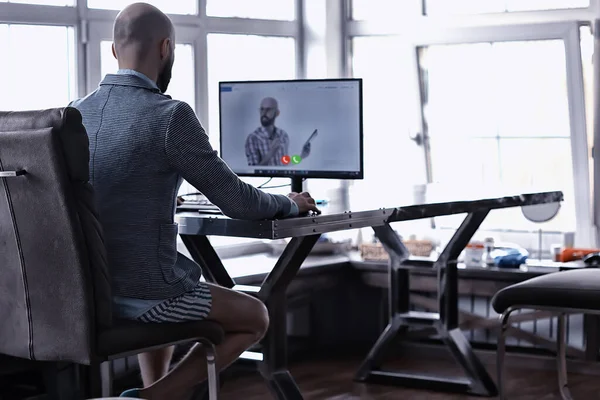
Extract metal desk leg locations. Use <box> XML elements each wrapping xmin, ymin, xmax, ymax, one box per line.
<box><xmin>180</xmin><ymin>234</ymin><xmax>235</xmax><ymax>288</ymax></box>
<box><xmin>182</xmin><ymin>234</ymin><xmax>320</xmax><ymax>399</ymax></box>
<box><xmin>258</xmin><ymin>235</ymin><xmax>321</xmax><ymax>400</ymax></box>
<box><xmin>437</xmin><ymin>211</ymin><xmax>496</xmax><ymax>396</ymax></box>
<box><xmin>356</xmin><ymin>212</ymin><xmax>498</xmax><ymax>397</ymax></box>
<box><xmin>356</xmin><ymin>223</ymin><xmax>410</xmax><ymax>379</ymax></box>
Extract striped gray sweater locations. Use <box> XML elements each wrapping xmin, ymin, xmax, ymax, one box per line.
<box><xmin>71</xmin><ymin>73</ymin><xmax>296</xmax><ymax>299</ymax></box>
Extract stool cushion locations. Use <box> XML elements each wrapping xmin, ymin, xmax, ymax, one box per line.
<box><xmin>98</xmin><ymin>320</ymin><xmax>224</xmax><ymax>358</ymax></box>
<box><xmin>492</xmin><ymin>268</ymin><xmax>600</xmax><ymax>314</ymax></box>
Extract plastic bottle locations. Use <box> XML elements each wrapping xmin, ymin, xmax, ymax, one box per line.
<box><xmin>483</xmin><ymin>237</ymin><xmax>495</xmax><ymax>267</ymax></box>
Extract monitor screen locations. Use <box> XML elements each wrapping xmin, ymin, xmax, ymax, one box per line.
<box><xmin>219</xmin><ymin>79</ymin><xmax>363</xmax><ymax>179</ymax></box>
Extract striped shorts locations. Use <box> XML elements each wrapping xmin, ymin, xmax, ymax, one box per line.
<box><xmin>137</xmin><ymin>282</ymin><xmax>213</xmax><ymax>323</ymax></box>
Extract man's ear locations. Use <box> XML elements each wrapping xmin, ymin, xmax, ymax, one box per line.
<box><xmin>111</xmin><ymin>43</ymin><xmax>117</xmax><ymax>60</ymax></box>
<box><xmin>160</xmin><ymin>38</ymin><xmax>172</xmax><ymax>60</ymax></box>
<box><xmin>276</xmin><ymin>110</ymin><xmax>280</xmax><ymax>118</ymax></box>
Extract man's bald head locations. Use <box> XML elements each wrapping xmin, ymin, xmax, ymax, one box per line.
<box><xmin>112</xmin><ymin>3</ymin><xmax>175</xmax><ymax>92</ymax></box>
<box><xmin>260</xmin><ymin>97</ymin><xmax>279</xmax><ymax>110</ymax></box>
<box><xmin>260</xmin><ymin>97</ymin><xmax>280</xmax><ymax>128</ymax></box>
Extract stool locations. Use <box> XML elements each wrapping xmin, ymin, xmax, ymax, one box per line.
<box><xmin>492</xmin><ymin>268</ymin><xmax>600</xmax><ymax>400</ymax></box>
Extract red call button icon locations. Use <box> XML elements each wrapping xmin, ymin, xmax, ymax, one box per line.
<box><xmin>281</xmin><ymin>155</ymin><xmax>291</xmax><ymax>165</ymax></box>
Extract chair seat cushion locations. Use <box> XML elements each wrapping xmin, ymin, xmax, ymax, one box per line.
<box><xmin>492</xmin><ymin>268</ymin><xmax>600</xmax><ymax>314</ymax></box>
<box><xmin>98</xmin><ymin>320</ymin><xmax>224</xmax><ymax>358</ymax></box>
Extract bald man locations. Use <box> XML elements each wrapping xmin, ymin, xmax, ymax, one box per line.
<box><xmin>245</xmin><ymin>97</ymin><xmax>311</xmax><ymax>166</ymax></box>
<box><xmin>68</xmin><ymin>3</ymin><xmax>319</xmax><ymax>400</ymax></box>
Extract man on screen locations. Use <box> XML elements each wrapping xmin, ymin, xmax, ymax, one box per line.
<box><xmin>245</xmin><ymin>97</ymin><xmax>311</xmax><ymax>166</ymax></box>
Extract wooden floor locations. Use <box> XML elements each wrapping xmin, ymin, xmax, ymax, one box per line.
<box><xmin>219</xmin><ymin>357</ymin><xmax>600</xmax><ymax>399</ymax></box>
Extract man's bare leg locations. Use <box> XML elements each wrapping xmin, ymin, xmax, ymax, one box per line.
<box><xmin>139</xmin><ymin>283</ymin><xmax>269</xmax><ymax>400</ymax></box>
<box><xmin>138</xmin><ymin>346</ymin><xmax>175</xmax><ymax>386</ymax></box>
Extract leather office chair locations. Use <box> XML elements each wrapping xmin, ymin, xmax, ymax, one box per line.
<box><xmin>0</xmin><ymin>107</ymin><xmax>223</xmax><ymax>399</ymax></box>
<box><xmin>492</xmin><ymin>268</ymin><xmax>600</xmax><ymax>400</ymax></box>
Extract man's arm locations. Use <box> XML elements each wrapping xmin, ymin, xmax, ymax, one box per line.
<box><xmin>245</xmin><ymin>135</ymin><xmax>261</xmax><ymax>166</ymax></box>
<box><xmin>257</xmin><ymin>137</ymin><xmax>283</xmax><ymax>166</ymax></box>
<box><xmin>165</xmin><ymin>102</ymin><xmax>298</xmax><ymax>220</ymax></box>
<box><xmin>281</xmin><ymin>131</ymin><xmax>290</xmax><ymax>156</ymax></box>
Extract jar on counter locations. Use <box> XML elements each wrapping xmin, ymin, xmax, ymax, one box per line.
<box><xmin>464</xmin><ymin>241</ymin><xmax>485</xmax><ymax>268</ymax></box>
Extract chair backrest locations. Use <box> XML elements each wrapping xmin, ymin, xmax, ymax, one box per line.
<box><xmin>0</xmin><ymin>107</ymin><xmax>112</xmax><ymax>365</ymax></box>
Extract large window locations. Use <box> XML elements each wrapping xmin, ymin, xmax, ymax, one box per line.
<box><xmin>100</xmin><ymin>41</ymin><xmax>196</xmax><ymax>109</ymax></box>
<box><xmin>87</xmin><ymin>0</ymin><xmax>197</xmax><ymax>15</ymax></box>
<box><xmin>420</xmin><ymin>39</ymin><xmax>575</xmax><ymax>232</ymax></box>
<box><xmin>0</xmin><ymin>24</ymin><xmax>76</xmax><ymax>111</ymax></box>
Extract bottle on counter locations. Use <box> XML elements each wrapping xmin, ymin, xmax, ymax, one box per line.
<box><xmin>483</xmin><ymin>237</ymin><xmax>495</xmax><ymax>267</ymax></box>
<box><xmin>464</xmin><ymin>241</ymin><xmax>485</xmax><ymax>268</ymax></box>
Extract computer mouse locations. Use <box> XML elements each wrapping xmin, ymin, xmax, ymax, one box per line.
<box><xmin>583</xmin><ymin>252</ymin><xmax>600</xmax><ymax>266</ymax></box>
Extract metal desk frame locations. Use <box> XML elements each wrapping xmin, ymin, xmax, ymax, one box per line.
<box><xmin>179</xmin><ymin>208</ymin><xmax>393</xmax><ymax>400</ymax></box>
<box><xmin>178</xmin><ymin>191</ymin><xmax>563</xmax><ymax>399</ymax></box>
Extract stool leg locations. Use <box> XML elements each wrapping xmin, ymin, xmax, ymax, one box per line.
<box><xmin>557</xmin><ymin>313</ymin><xmax>573</xmax><ymax>400</ymax></box>
<box><xmin>497</xmin><ymin>309</ymin><xmax>512</xmax><ymax>400</ymax></box>
<box><xmin>205</xmin><ymin>343</ymin><xmax>219</xmax><ymax>400</ymax></box>
<box><xmin>100</xmin><ymin>361</ymin><xmax>113</xmax><ymax>397</ymax></box>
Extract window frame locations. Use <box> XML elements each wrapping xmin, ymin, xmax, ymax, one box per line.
<box><xmin>345</xmin><ymin>1</ymin><xmax>598</xmax><ymax>248</ymax></box>
<box><xmin>413</xmin><ymin>22</ymin><xmax>593</xmax><ymax>246</ymax></box>
<box><xmin>3</xmin><ymin>0</ymin><xmax>598</xmax><ymax>250</ymax></box>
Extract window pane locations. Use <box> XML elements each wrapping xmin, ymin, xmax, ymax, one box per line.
<box><xmin>425</xmin><ymin>0</ymin><xmax>505</xmax><ymax>15</ymax></box>
<box><xmin>100</xmin><ymin>41</ymin><xmax>196</xmax><ymax>110</ymax></box>
<box><xmin>505</xmin><ymin>0</ymin><xmax>589</xmax><ymax>12</ymax></box>
<box><xmin>2</xmin><ymin>0</ymin><xmax>74</xmax><ymax>5</ymax></box>
<box><xmin>87</xmin><ymin>0</ymin><xmax>197</xmax><ymax>14</ymax></box>
<box><xmin>425</xmin><ymin>0</ymin><xmax>588</xmax><ymax>15</ymax></box>
<box><xmin>422</xmin><ymin>39</ymin><xmax>576</xmax><ymax>231</ymax></box>
<box><xmin>206</xmin><ymin>0</ymin><xmax>294</xmax><ymax>20</ymax></box>
<box><xmin>206</xmin><ymin>34</ymin><xmax>296</xmax><ymax>150</ymax></box>
<box><xmin>429</xmin><ymin>138</ymin><xmax>500</xmax><ymax>185</ymax></box>
<box><xmin>481</xmin><ymin>138</ymin><xmax>574</xmax><ymax>231</ymax></box>
<box><xmin>0</xmin><ymin>24</ymin><xmax>76</xmax><ymax>111</ymax></box>
<box><xmin>580</xmin><ymin>26</ymin><xmax>594</xmax><ymax>152</ymax></box>
<box><xmin>494</xmin><ymin>41</ymin><xmax>569</xmax><ymax>138</ymax></box>
<box><xmin>350</xmin><ymin>37</ymin><xmax>425</xmax><ymax>209</ymax></box>
<box><xmin>351</xmin><ymin>0</ymin><xmax>418</xmax><ymax>20</ymax></box>
<box><xmin>423</xmin><ymin>43</ymin><xmax>497</xmax><ymax>139</ymax></box>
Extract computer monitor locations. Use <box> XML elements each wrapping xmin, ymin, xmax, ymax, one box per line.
<box><xmin>219</xmin><ymin>79</ymin><xmax>363</xmax><ymax>192</ymax></box>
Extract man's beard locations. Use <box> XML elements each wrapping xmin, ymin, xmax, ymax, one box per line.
<box><xmin>157</xmin><ymin>56</ymin><xmax>174</xmax><ymax>93</ymax></box>
<box><xmin>261</xmin><ymin>116</ymin><xmax>274</xmax><ymax>127</ymax></box>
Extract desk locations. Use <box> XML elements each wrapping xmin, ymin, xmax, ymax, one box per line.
<box><xmin>177</xmin><ymin>190</ymin><xmax>562</xmax><ymax>399</ymax></box>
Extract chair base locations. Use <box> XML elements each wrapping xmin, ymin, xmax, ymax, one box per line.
<box><xmin>83</xmin><ymin>340</ymin><xmax>220</xmax><ymax>399</ymax></box>
<box><xmin>497</xmin><ymin>308</ymin><xmax>573</xmax><ymax>400</ymax></box>
<box><xmin>43</xmin><ymin>363</ymin><xmax>83</xmax><ymax>400</ymax></box>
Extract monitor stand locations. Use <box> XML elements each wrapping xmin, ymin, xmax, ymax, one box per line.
<box><xmin>291</xmin><ymin>176</ymin><xmax>303</xmax><ymax>193</ymax></box>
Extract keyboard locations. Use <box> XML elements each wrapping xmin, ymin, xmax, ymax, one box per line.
<box><xmin>177</xmin><ymin>200</ymin><xmax>222</xmax><ymax>214</ymax></box>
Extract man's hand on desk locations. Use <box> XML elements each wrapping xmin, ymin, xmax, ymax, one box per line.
<box><xmin>288</xmin><ymin>192</ymin><xmax>321</xmax><ymax>215</ymax></box>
